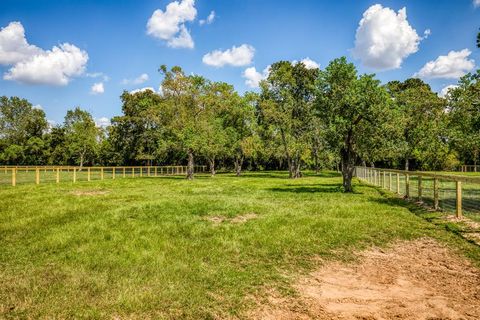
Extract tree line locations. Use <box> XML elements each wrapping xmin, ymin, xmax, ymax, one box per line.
<box><xmin>1</xmin><ymin>57</ymin><xmax>479</xmax><ymax>191</ymax></box>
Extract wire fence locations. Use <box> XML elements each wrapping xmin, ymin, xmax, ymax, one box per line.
<box><xmin>355</xmin><ymin>167</ymin><xmax>480</xmax><ymax>218</ymax></box>
<box><xmin>0</xmin><ymin>165</ymin><xmax>208</xmax><ymax>187</ymax></box>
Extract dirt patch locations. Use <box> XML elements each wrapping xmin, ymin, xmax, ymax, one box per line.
<box><xmin>444</xmin><ymin>216</ymin><xmax>480</xmax><ymax>245</ymax></box>
<box><xmin>231</xmin><ymin>213</ymin><xmax>258</xmax><ymax>224</ymax></box>
<box><xmin>250</xmin><ymin>238</ymin><xmax>480</xmax><ymax>319</ymax></box>
<box><xmin>70</xmin><ymin>190</ymin><xmax>109</xmax><ymax>196</ymax></box>
<box><xmin>205</xmin><ymin>213</ymin><xmax>258</xmax><ymax>225</ymax></box>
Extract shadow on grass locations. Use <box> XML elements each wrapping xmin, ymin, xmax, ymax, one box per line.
<box><xmin>268</xmin><ymin>183</ymin><xmax>362</xmax><ymax>194</ymax></box>
<box><xmin>369</xmin><ymin>189</ymin><xmax>480</xmax><ymax>248</ymax></box>
<box><xmin>217</xmin><ymin>171</ymin><xmax>342</xmax><ymax>179</ymax></box>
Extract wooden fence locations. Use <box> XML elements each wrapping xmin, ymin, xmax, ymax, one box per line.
<box><xmin>0</xmin><ymin>165</ymin><xmax>208</xmax><ymax>187</ymax></box>
<box><xmin>355</xmin><ymin>167</ymin><xmax>480</xmax><ymax>218</ymax></box>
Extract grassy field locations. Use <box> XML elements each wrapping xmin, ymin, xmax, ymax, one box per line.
<box><xmin>1</xmin><ymin>172</ymin><xmax>479</xmax><ymax>319</ymax></box>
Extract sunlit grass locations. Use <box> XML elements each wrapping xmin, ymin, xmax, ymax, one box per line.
<box><xmin>1</xmin><ymin>171</ymin><xmax>479</xmax><ymax>319</ymax></box>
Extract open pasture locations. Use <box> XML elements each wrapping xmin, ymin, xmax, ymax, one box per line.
<box><xmin>1</xmin><ymin>172</ymin><xmax>480</xmax><ymax>319</ymax></box>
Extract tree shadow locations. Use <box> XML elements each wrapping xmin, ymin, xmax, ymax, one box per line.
<box><xmin>369</xmin><ymin>191</ymin><xmax>480</xmax><ymax>248</ymax></box>
<box><xmin>268</xmin><ymin>183</ymin><xmax>361</xmax><ymax>194</ymax></box>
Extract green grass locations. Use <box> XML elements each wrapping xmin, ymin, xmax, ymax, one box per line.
<box><xmin>1</xmin><ymin>171</ymin><xmax>479</xmax><ymax>319</ymax></box>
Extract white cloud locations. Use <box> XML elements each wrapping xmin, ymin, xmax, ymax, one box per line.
<box><xmin>122</xmin><ymin>73</ymin><xmax>149</xmax><ymax>85</ymax></box>
<box><xmin>4</xmin><ymin>43</ymin><xmax>88</xmax><ymax>85</ymax></box>
<box><xmin>414</xmin><ymin>49</ymin><xmax>475</xmax><ymax>79</ymax></box>
<box><xmin>474</xmin><ymin>0</ymin><xmax>480</xmax><ymax>8</ymax></box>
<box><xmin>439</xmin><ymin>85</ymin><xmax>458</xmax><ymax>98</ymax></box>
<box><xmin>95</xmin><ymin>117</ymin><xmax>111</xmax><ymax>128</ymax></box>
<box><xmin>352</xmin><ymin>4</ymin><xmax>423</xmax><ymax>70</ymax></box>
<box><xmin>293</xmin><ymin>57</ymin><xmax>320</xmax><ymax>69</ymax></box>
<box><xmin>199</xmin><ymin>11</ymin><xmax>215</xmax><ymax>25</ymax></box>
<box><xmin>0</xmin><ymin>21</ymin><xmax>42</xmax><ymax>65</ymax></box>
<box><xmin>32</xmin><ymin>104</ymin><xmax>43</xmax><ymax>110</ymax></box>
<box><xmin>242</xmin><ymin>66</ymin><xmax>270</xmax><ymax>88</ymax></box>
<box><xmin>203</xmin><ymin>44</ymin><xmax>255</xmax><ymax>67</ymax></box>
<box><xmin>130</xmin><ymin>87</ymin><xmax>157</xmax><ymax>94</ymax></box>
<box><xmin>0</xmin><ymin>21</ymin><xmax>88</xmax><ymax>85</ymax></box>
<box><xmin>86</xmin><ymin>72</ymin><xmax>109</xmax><ymax>82</ymax></box>
<box><xmin>146</xmin><ymin>0</ymin><xmax>196</xmax><ymax>49</ymax></box>
<box><xmin>166</xmin><ymin>25</ymin><xmax>194</xmax><ymax>48</ymax></box>
<box><xmin>90</xmin><ymin>82</ymin><xmax>104</xmax><ymax>95</ymax></box>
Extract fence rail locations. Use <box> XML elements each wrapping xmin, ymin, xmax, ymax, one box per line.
<box><xmin>355</xmin><ymin>167</ymin><xmax>480</xmax><ymax>218</ymax></box>
<box><xmin>0</xmin><ymin>165</ymin><xmax>208</xmax><ymax>187</ymax></box>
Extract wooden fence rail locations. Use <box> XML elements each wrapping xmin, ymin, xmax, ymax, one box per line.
<box><xmin>0</xmin><ymin>165</ymin><xmax>208</xmax><ymax>187</ymax></box>
<box><xmin>355</xmin><ymin>167</ymin><xmax>480</xmax><ymax>218</ymax></box>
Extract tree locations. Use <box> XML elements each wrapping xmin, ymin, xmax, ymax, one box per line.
<box><xmin>0</xmin><ymin>96</ymin><xmax>48</xmax><ymax>164</ymax></box>
<box><xmin>386</xmin><ymin>79</ymin><xmax>448</xmax><ymax>170</ymax></box>
<box><xmin>109</xmin><ymin>89</ymin><xmax>166</xmax><ymax>165</ymax></box>
<box><xmin>316</xmin><ymin>57</ymin><xmax>394</xmax><ymax>192</ymax></box>
<box><xmin>448</xmin><ymin>71</ymin><xmax>480</xmax><ymax>169</ymax></box>
<box><xmin>258</xmin><ymin>61</ymin><xmax>318</xmax><ymax>178</ymax></box>
<box><xmin>477</xmin><ymin>28</ymin><xmax>480</xmax><ymax>48</ymax></box>
<box><xmin>159</xmin><ymin>65</ymin><xmax>210</xmax><ymax>180</ymax></box>
<box><xmin>64</xmin><ymin>107</ymin><xmax>99</xmax><ymax>168</ymax></box>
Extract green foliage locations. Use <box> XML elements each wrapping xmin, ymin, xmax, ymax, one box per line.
<box><xmin>258</xmin><ymin>60</ymin><xmax>319</xmax><ymax>178</ymax></box>
<box><xmin>448</xmin><ymin>71</ymin><xmax>480</xmax><ymax>166</ymax></box>
<box><xmin>315</xmin><ymin>57</ymin><xmax>397</xmax><ymax>191</ymax></box>
<box><xmin>0</xmin><ymin>96</ymin><xmax>48</xmax><ymax>164</ymax></box>
<box><xmin>63</xmin><ymin>107</ymin><xmax>100</xmax><ymax>167</ymax></box>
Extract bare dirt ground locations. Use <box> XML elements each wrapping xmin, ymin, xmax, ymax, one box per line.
<box><xmin>250</xmin><ymin>238</ymin><xmax>480</xmax><ymax>320</ymax></box>
<box><xmin>444</xmin><ymin>216</ymin><xmax>480</xmax><ymax>246</ymax></box>
<box><xmin>205</xmin><ymin>213</ymin><xmax>258</xmax><ymax>225</ymax></box>
<box><xmin>70</xmin><ymin>190</ymin><xmax>109</xmax><ymax>196</ymax></box>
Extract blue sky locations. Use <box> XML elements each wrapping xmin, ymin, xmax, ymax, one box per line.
<box><xmin>0</xmin><ymin>0</ymin><xmax>479</xmax><ymax>126</ymax></box>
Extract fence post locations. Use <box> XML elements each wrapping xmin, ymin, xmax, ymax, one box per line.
<box><xmin>35</xmin><ymin>168</ymin><xmax>40</xmax><ymax>185</ymax></box>
<box><xmin>112</xmin><ymin>168</ymin><xmax>115</xmax><ymax>179</ymax></box>
<box><xmin>418</xmin><ymin>176</ymin><xmax>422</xmax><ymax>202</ymax></box>
<box><xmin>155</xmin><ymin>167</ymin><xmax>157</xmax><ymax>177</ymax></box>
<box><xmin>73</xmin><ymin>169</ymin><xmax>76</xmax><ymax>183</ymax></box>
<box><xmin>56</xmin><ymin>168</ymin><xmax>60</xmax><ymax>183</ymax></box>
<box><xmin>123</xmin><ymin>167</ymin><xmax>126</xmax><ymax>178</ymax></box>
<box><xmin>88</xmin><ymin>167</ymin><xmax>91</xmax><ymax>181</ymax></box>
<box><xmin>11</xmin><ymin>168</ymin><xmax>16</xmax><ymax>186</ymax></box>
<box><xmin>140</xmin><ymin>167</ymin><xmax>143</xmax><ymax>177</ymax></box>
<box><xmin>148</xmin><ymin>166</ymin><xmax>151</xmax><ymax>176</ymax></box>
<box><xmin>433</xmin><ymin>178</ymin><xmax>439</xmax><ymax>210</ymax></box>
<box><xmin>456</xmin><ymin>181</ymin><xmax>462</xmax><ymax>218</ymax></box>
<box><xmin>396</xmin><ymin>173</ymin><xmax>400</xmax><ymax>194</ymax></box>
<box><xmin>101</xmin><ymin>168</ymin><xmax>104</xmax><ymax>180</ymax></box>
<box><xmin>388</xmin><ymin>172</ymin><xmax>392</xmax><ymax>191</ymax></box>
<box><xmin>405</xmin><ymin>174</ymin><xmax>410</xmax><ymax>198</ymax></box>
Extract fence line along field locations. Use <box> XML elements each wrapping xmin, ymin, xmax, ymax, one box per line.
<box><xmin>0</xmin><ymin>165</ymin><xmax>208</xmax><ymax>186</ymax></box>
<box><xmin>355</xmin><ymin>167</ymin><xmax>480</xmax><ymax>220</ymax></box>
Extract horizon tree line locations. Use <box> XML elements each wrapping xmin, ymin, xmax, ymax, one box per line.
<box><xmin>1</xmin><ymin>52</ymin><xmax>479</xmax><ymax>191</ymax></box>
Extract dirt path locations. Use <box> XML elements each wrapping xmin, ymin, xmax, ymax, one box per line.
<box><xmin>251</xmin><ymin>238</ymin><xmax>480</xmax><ymax>319</ymax></box>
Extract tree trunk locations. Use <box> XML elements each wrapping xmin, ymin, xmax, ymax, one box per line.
<box><xmin>289</xmin><ymin>157</ymin><xmax>301</xmax><ymax>179</ymax></box>
<box><xmin>341</xmin><ymin>131</ymin><xmax>356</xmax><ymax>193</ymax></box>
<box><xmin>187</xmin><ymin>149</ymin><xmax>194</xmax><ymax>180</ymax></box>
<box><xmin>79</xmin><ymin>151</ymin><xmax>85</xmax><ymax>171</ymax></box>
<box><xmin>405</xmin><ymin>158</ymin><xmax>409</xmax><ymax>171</ymax></box>
<box><xmin>313</xmin><ymin>144</ymin><xmax>319</xmax><ymax>174</ymax></box>
<box><xmin>209</xmin><ymin>157</ymin><xmax>215</xmax><ymax>176</ymax></box>
<box><xmin>234</xmin><ymin>155</ymin><xmax>244</xmax><ymax>176</ymax></box>
<box><xmin>474</xmin><ymin>149</ymin><xmax>478</xmax><ymax>172</ymax></box>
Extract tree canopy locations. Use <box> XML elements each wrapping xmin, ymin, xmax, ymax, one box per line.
<box><xmin>1</xmin><ymin>53</ymin><xmax>479</xmax><ymax>191</ymax></box>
